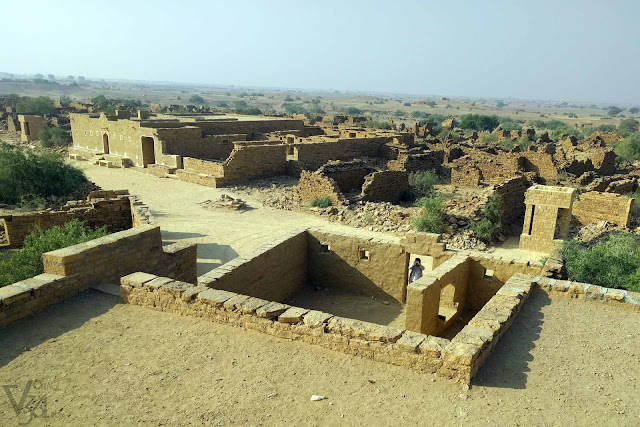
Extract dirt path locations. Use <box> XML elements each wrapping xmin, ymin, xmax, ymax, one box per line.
<box><xmin>0</xmin><ymin>289</ymin><xmax>638</xmax><ymax>426</ymax></box>
<box><xmin>78</xmin><ymin>163</ymin><xmax>398</xmax><ymax>276</ymax></box>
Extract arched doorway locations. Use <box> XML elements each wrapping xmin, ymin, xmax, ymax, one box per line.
<box><xmin>102</xmin><ymin>133</ymin><xmax>110</xmax><ymax>154</ymax></box>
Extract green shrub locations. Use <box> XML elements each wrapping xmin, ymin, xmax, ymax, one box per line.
<box><xmin>550</xmin><ymin>126</ymin><xmax>582</xmax><ymax>141</ymax></box>
<box><xmin>0</xmin><ymin>142</ymin><xmax>87</xmax><ymax>205</ymax></box>
<box><xmin>413</xmin><ymin>196</ymin><xmax>445</xmax><ymax>233</ymax></box>
<box><xmin>311</xmin><ymin>197</ymin><xmax>332</xmax><ymax>208</ymax></box>
<box><xmin>189</xmin><ymin>95</ymin><xmax>206</xmax><ymax>104</ymax></box>
<box><xmin>0</xmin><ymin>220</ymin><xmax>107</xmax><ymax>287</ymax></box>
<box><xmin>567</xmin><ymin>113</ymin><xmax>578</xmax><ymax>118</ymax></box>
<box><xmin>472</xmin><ymin>194</ymin><xmax>502</xmax><ymax>242</ymax></box>
<box><xmin>38</xmin><ymin>126</ymin><xmax>72</xmax><ymax>148</ymax></box>
<box><xmin>500</xmin><ymin>136</ymin><xmax>531</xmax><ymax>151</ymax></box>
<box><xmin>613</xmin><ymin>132</ymin><xmax>640</xmax><ymax>162</ymax></box>
<box><xmin>559</xmin><ymin>233</ymin><xmax>640</xmax><ymax>292</ymax></box>
<box><xmin>458</xmin><ymin>114</ymin><xmax>500</xmax><ymax>132</ymax></box>
<box><xmin>478</xmin><ymin>133</ymin><xmax>499</xmax><ymax>144</ymax></box>
<box><xmin>498</xmin><ymin>117</ymin><xmax>523</xmax><ymax>131</ymax></box>
<box><xmin>408</xmin><ymin>170</ymin><xmax>438</xmax><ymax>195</ymax></box>
<box><xmin>438</xmin><ymin>129</ymin><xmax>462</xmax><ymax>142</ymax></box>
<box><xmin>619</xmin><ymin>118</ymin><xmax>639</xmax><ymax>135</ymax></box>
<box><xmin>626</xmin><ymin>191</ymin><xmax>640</xmax><ymax>219</ymax></box>
<box><xmin>284</xmin><ymin>103</ymin><xmax>307</xmax><ymax>114</ymax></box>
<box><xmin>363</xmin><ymin>120</ymin><xmax>392</xmax><ymax>130</ymax></box>
<box><xmin>16</xmin><ymin>96</ymin><xmax>55</xmax><ymax>115</ymax></box>
<box><xmin>339</xmin><ymin>107</ymin><xmax>363</xmax><ymax>115</ymax></box>
<box><xmin>529</xmin><ymin>119</ymin><xmax>566</xmax><ymax>130</ymax></box>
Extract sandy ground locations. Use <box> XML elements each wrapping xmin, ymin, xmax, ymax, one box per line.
<box><xmin>77</xmin><ymin>162</ymin><xmax>401</xmax><ymax>276</ymax></box>
<box><xmin>0</xmin><ymin>289</ymin><xmax>638</xmax><ymax>426</ymax></box>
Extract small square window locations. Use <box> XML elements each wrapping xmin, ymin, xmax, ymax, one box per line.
<box><xmin>320</xmin><ymin>242</ymin><xmax>331</xmax><ymax>253</ymax></box>
<box><xmin>359</xmin><ymin>250</ymin><xmax>370</xmax><ymax>261</ymax></box>
<box><xmin>484</xmin><ymin>269</ymin><xmax>494</xmax><ymax>278</ymax></box>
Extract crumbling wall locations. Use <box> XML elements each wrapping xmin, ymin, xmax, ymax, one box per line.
<box><xmin>198</xmin><ymin>230</ymin><xmax>307</xmax><ymax>302</ymax></box>
<box><xmin>572</xmin><ymin>192</ymin><xmax>633</xmax><ymax>227</ymax></box>
<box><xmin>451</xmin><ymin>165</ymin><xmax>482</xmax><ymax>186</ymax></box>
<box><xmin>387</xmin><ymin>151</ymin><xmax>445</xmax><ymax>173</ymax></box>
<box><xmin>293</xmin><ymin>138</ymin><xmax>387</xmax><ymax>170</ymax></box>
<box><xmin>221</xmin><ymin>144</ymin><xmax>287</xmax><ymax>184</ymax></box>
<box><xmin>18</xmin><ymin>115</ymin><xmax>46</xmax><ymax>142</ymax></box>
<box><xmin>0</xmin><ymin>225</ymin><xmax>197</xmax><ymax>327</ymax></box>
<box><xmin>182</xmin><ymin>157</ymin><xmax>224</xmax><ymax>176</ymax></box>
<box><xmin>296</xmin><ymin>171</ymin><xmax>342</xmax><ymax>205</ymax></box>
<box><xmin>194</xmin><ymin>119</ymin><xmax>304</xmax><ymax>136</ymax></box>
<box><xmin>0</xmin><ymin>192</ymin><xmax>134</xmax><ymax>248</ymax></box>
<box><xmin>307</xmin><ymin>230</ymin><xmax>408</xmax><ymax>302</ymax></box>
<box><xmin>492</xmin><ymin>176</ymin><xmax>528</xmax><ymax>224</ymax></box>
<box><xmin>361</xmin><ymin>171</ymin><xmax>409</xmax><ymax>203</ymax></box>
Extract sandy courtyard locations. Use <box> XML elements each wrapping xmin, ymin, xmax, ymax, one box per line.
<box><xmin>0</xmin><ymin>289</ymin><xmax>638</xmax><ymax>426</ymax></box>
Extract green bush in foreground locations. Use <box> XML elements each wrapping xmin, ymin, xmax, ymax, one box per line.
<box><xmin>311</xmin><ymin>197</ymin><xmax>332</xmax><ymax>208</ymax></box>
<box><xmin>0</xmin><ymin>220</ymin><xmax>108</xmax><ymax>287</ymax></box>
<box><xmin>0</xmin><ymin>142</ymin><xmax>88</xmax><ymax>205</ymax></box>
<box><xmin>472</xmin><ymin>194</ymin><xmax>502</xmax><ymax>243</ymax></box>
<box><xmin>559</xmin><ymin>232</ymin><xmax>640</xmax><ymax>292</ymax></box>
<box><xmin>413</xmin><ymin>196</ymin><xmax>445</xmax><ymax>234</ymax></box>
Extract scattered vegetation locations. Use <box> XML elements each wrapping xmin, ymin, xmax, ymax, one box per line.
<box><xmin>310</xmin><ymin>197</ymin><xmax>333</xmax><ymax>208</ymax></box>
<box><xmin>284</xmin><ymin>103</ymin><xmax>307</xmax><ymax>114</ymax></box>
<box><xmin>613</xmin><ymin>132</ymin><xmax>640</xmax><ymax>162</ymax></box>
<box><xmin>0</xmin><ymin>143</ymin><xmax>87</xmax><ymax>206</ymax></box>
<box><xmin>413</xmin><ymin>196</ymin><xmax>445</xmax><ymax>234</ymax></box>
<box><xmin>363</xmin><ymin>120</ymin><xmax>392</xmax><ymax>130</ymax></box>
<box><xmin>499</xmin><ymin>136</ymin><xmax>532</xmax><ymax>151</ymax></box>
<box><xmin>338</xmin><ymin>107</ymin><xmax>363</xmax><ymax>115</ymax></box>
<box><xmin>478</xmin><ymin>133</ymin><xmax>499</xmax><ymax>144</ymax></box>
<box><xmin>458</xmin><ymin>114</ymin><xmax>500</xmax><ymax>132</ymax></box>
<box><xmin>91</xmin><ymin>95</ymin><xmax>142</xmax><ymax>114</ymax></box>
<box><xmin>471</xmin><ymin>194</ymin><xmax>502</xmax><ymax>243</ymax></box>
<box><xmin>16</xmin><ymin>96</ymin><xmax>55</xmax><ymax>115</ymax></box>
<box><xmin>0</xmin><ymin>220</ymin><xmax>107</xmax><ymax>287</ymax></box>
<box><xmin>559</xmin><ymin>232</ymin><xmax>640</xmax><ymax>292</ymax></box>
<box><xmin>408</xmin><ymin>170</ymin><xmax>438</xmax><ymax>196</ymax></box>
<box><xmin>38</xmin><ymin>126</ymin><xmax>72</xmax><ymax>148</ymax></box>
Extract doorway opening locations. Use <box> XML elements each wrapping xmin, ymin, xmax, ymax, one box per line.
<box><xmin>141</xmin><ymin>136</ymin><xmax>155</xmax><ymax>167</ymax></box>
<box><xmin>102</xmin><ymin>133</ymin><xmax>110</xmax><ymax>154</ymax></box>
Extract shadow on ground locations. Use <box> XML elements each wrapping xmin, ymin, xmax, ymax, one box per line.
<box><xmin>196</xmin><ymin>243</ymin><xmax>238</xmax><ymax>275</ymax></box>
<box><xmin>472</xmin><ymin>288</ymin><xmax>551</xmax><ymax>389</ymax></box>
<box><xmin>0</xmin><ymin>290</ymin><xmax>119</xmax><ymax>368</ymax></box>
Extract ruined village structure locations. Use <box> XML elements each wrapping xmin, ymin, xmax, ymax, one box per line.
<box><xmin>0</xmin><ymin>103</ymin><xmax>638</xmax><ymax>385</ymax></box>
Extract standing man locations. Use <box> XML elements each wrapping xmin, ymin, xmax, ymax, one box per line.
<box><xmin>409</xmin><ymin>258</ymin><xmax>425</xmax><ymax>283</ymax></box>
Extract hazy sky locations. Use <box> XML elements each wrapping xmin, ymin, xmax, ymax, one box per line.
<box><xmin>2</xmin><ymin>0</ymin><xmax>639</xmax><ymax>103</ymax></box>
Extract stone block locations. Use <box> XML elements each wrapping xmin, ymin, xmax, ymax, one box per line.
<box><xmin>256</xmin><ymin>301</ymin><xmax>290</xmax><ymax>319</ymax></box>
<box><xmin>278</xmin><ymin>307</ymin><xmax>309</xmax><ymax>323</ymax></box>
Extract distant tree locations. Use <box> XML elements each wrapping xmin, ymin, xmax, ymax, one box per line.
<box><xmin>339</xmin><ymin>107</ymin><xmax>363</xmax><ymax>115</ymax></box>
<box><xmin>215</xmin><ymin>101</ymin><xmax>229</xmax><ymax>108</ymax></box>
<box><xmin>284</xmin><ymin>103</ymin><xmax>307</xmax><ymax>114</ymax></box>
<box><xmin>77</xmin><ymin>76</ymin><xmax>86</xmax><ymax>82</ymax></box>
<box><xmin>426</xmin><ymin>101</ymin><xmax>437</xmax><ymax>108</ymax></box>
<box><xmin>67</xmin><ymin>75</ymin><xmax>75</xmax><ymax>80</ymax></box>
<box><xmin>567</xmin><ymin>113</ymin><xmax>578</xmax><ymax>118</ymax></box>
<box><xmin>59</xmin><ymin>95</ymin><xmax>72</xmax><ymax>106</ymax></box>
<box><xmin>189</xmin><ymin>94</ymin><xmax>206</xmax><ymax>104</ymax></box>
<box><xmin>608</xmin><ymin>106</ymin><xmax>623</xmax><ymax>116</ymax></box>
<box><xmin>47</xmin><ymin>74</ymin><xmax>55</xmax><ymax>80</ymax></box>
<box><xmin>394</xmin><ymin>110</ymin><xmax>404</xmax><ymax>117</ymax></box>
<box><xmin>34</xmin><ymin>73</ymin><xmax>44</xmax><ymax>79</ymax></box>
<box><xmin>284</xmin><ymin>95</ymin><xmax>294</xmax><ymax>102</ymax></box>
<box><xmin>16</xmin><ymin>96</ymin><xmax>54</xmax><ymax>115</ymax></box>
<box><xmin>630</xmin><ymin>107</ymin><xmax>640</xmax><ymax>115</ymax></box>
<box><xmin>496</xmin><ymin>100</ymin><xmax>506</xmax><ymax>109</ymax></box>
<box><xmin>458</xmin><ymin>114</ymin><xmax>500</xmax><ymax>132</ymax></box>
<box><xmin>619</xmin><ymin>118</ymin><xmax>639</xmax><ymax>134</ymax></box>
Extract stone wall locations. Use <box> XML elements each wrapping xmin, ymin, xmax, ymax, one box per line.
<box><xmin>119</xmin><ymin>271</ymin><xmax>536</xmax><ymax>383</ymax></box>
<box><xmin>198</xmin><ymin>230</ymin><xmax>307</xmax><ymax>302</ymax></box>
<box><xmin>220</xmin><ymin>144</ymin><xmax>288</xmax><ymax>184</ymax></box>
<box><xmin>296</xmin><ymin>171</ymin><xmax>342</xmax><ymax>205</ymax></box>
<box><xmin>387</xmin><ymin>151</ymin><xmax>445</xmax><ymax>173</ymax></box>
<box><xmin>0</xmin><ymin>191</ymin><xmax>134</xmax><ymax>248</ymax></box>
<box><xmin>451</xmin><ymin>165</ymin><xmax>482</xmax><ymax>186</ymax></box>
<box><xmin>182</xmin><ymin>157</ymin><xmax>224</xmax><ymax>176</ymax></box>
<box><xmin>572</xmin><ymin>191</ymin><xmax>633</xmax><ymax>227</ymax></box>
<box><xmin>361</xmin><ymin>171</ymin><xmax>409</xmax><ymax>203</ymax></box>
<box><xmin>0</xmin><ymin>225</ymin><xmax>197</xmax><ymax>328</ymax></box>
<box><xmin>292</xmin><ymin>137</ymin><xmax>388</xmax><ymax>170</ymax></box>
<box><xmin>492</xmin><ymin>175</ymin><xmax>528</xmax><ymax>225</ymax></box>
<box><xmin>307</xmin><ymin>230</ymin><xmax>408</xmax><ymax>302</ymax></box>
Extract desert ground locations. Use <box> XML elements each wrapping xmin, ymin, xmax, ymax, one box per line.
<box><xmin>1</xmin><ymin>163</ymin><xmax>639</xmax><ymax>426</ymax></box>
